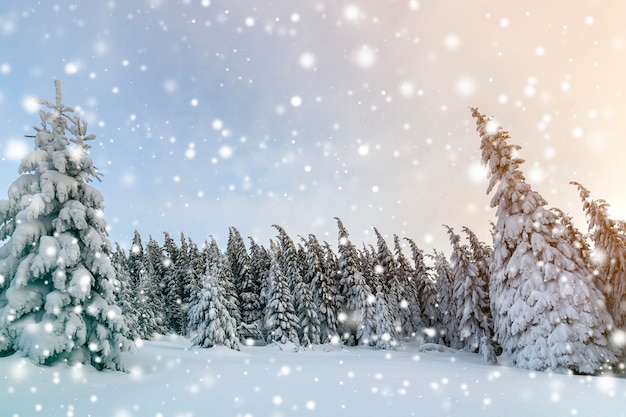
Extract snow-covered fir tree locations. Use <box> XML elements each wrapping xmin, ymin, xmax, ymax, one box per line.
<box><xmin>187</xmin><ymin>259</ymin><xmax>240</xmax><ymax>350</ymax></box>
<box><xmin>322</xmin><ymin>240</ymin><xmax>342</xmax><ymax>336</ymax></box>
<box><xmin>144</xmin><ymin>236</ymin><xmax>167</xmax><ymax>323</ymax></box>
<box><xmin>273</xmin><ymin>225</ymin><xmax>321</xmax><ymax>346</ymax></box>
<box><xmin>572</xmin><ymin>182</ymin><xmax>626</xmax><ymax>331</ymax></box>
<box><xmin>445</xmin><ymin>225</ymin><xmax>490</xmax><ymax>352</ymax></box>
<box><xmin>249</xmin><ymin>237</ymin><xmax>271</xmax><ymax>324</ymax></box>
<box><xmin>374</xmin><ymin>285</ymin><xmax>397</xmax><ymax>350</ymax></box>
<box><xmin>405</xmin><ymin>238</ymin><xmax>439</xmax><ymax>340</ymax></box>
<box><xmin>461</xmin><ymin>225</ymin><xmax>493</xmax><ymax>337</ymax></box>
<box><xmin>161</xmin><ymin>231</ymin><xmax>184</xmax><ymax>334</ymax></box>
<box><xmin>393</xmin><ymin>234</ymin><xmax>422</xmax><ymax>339</ymax></box>
<box><xmin>176</xmin><ymin>233</ymin><xmax>192</xmax><ymax>328</ymax></box>
<box><xmin>144</xmin><ymin>236</ymin><xmax>164</xmax><ymax>287</ymax></box>
<box><xmin>185</xmin><ymin>241</ymin><xmax>206</xmax><ymax>330</ymax></box>
<box><xmin>335</xmin><ymin>218</ymin><xmax>376</xmax><ymax>345</ymax></box>
<box><xmin>111</xmin><ymin>243</ymin><xmax>139</xmax><ymax>340</ymax></box>
<box><xmin>135</xmin><ymin>246</ymin><xmax>166</xmax><ymax>340</ymax></box>
<box><xmin>373</xmin><ymin>228</ymin><xmax>402</xmax><ymax>344</ymax></box>
<box><xmin>353</xmin><ymin>271</ymin><xmax>377</xmax><ymax>346</ymax></box>
<box><xmin>472</xmin><ymin>107</ymin><xmax>618</xmax><ymax>373</ymax></box>
<box><xmin>0</xmin><ymin>81</ymin><xmax>132</xmax><ymax>370</ymax></box>
<box><xmin>303</xmin><ymin>234</ymin><xmax>339</xmax><ymax>344</ymax></box>
<box><xmin>227</xmin><ymin>227</ymin><xmax>262</xmax><ymax>339</ymax></box>
<box><xmin>206</xmin><ymin>236</ymin><xmax>241</xmax><ymax>332</ymax></box>
<box><xmin>264</xmin><ymin>252</ymin><xmax>300</xmax><ymax>345</ymax></box>
<box><xmin>433</xmin><ymin>250</ymin><xmax>458</xmax><ymax>348</ymax></box>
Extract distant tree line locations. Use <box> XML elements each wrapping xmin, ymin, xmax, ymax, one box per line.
<box><xmin>112</xmin><ymin>219</ymin><xmax>496</xmax><ymax>356</ymax></box>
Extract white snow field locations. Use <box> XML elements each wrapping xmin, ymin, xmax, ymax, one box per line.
<box><xmin>1</xmin><ymin>335</ymin><xmax>625</xmax><ymax>417</ymax></box>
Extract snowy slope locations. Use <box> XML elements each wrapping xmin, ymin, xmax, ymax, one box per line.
<box><xmin>1</xmin><ymin>335</ymin><xmax>625</xmax><ymax>417</ymax></box>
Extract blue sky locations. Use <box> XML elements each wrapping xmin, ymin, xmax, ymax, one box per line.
<box><xmin>1</xmin><ymin>0</ymin><xmax>625</xmax><ymax>252</ymax></box>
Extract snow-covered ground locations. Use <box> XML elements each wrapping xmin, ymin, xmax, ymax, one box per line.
<box><xmin>1</xmin><ymin>335</ymin><xmax>625</xmax><ymax>417</ymax></box>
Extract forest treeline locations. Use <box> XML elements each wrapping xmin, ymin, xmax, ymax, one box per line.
<box><xmin>114</xmin><ymin>220</ymin><xmax>494</xmax><ymax>355</ymax></box>
<box><xmin>0</xmin><ymin>83</ymin><xmax>624</xmax><ymax>374</ymax></box>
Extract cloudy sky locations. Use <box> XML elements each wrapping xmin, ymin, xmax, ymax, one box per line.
<box><xmin>0</xmin><ymin>0</ymin><xmax>625</xmax><ymax>253</ymax></box>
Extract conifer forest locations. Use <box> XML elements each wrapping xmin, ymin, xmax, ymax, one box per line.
<box><xmin>0</xmin><ymin>82</ymin><xmax>624</xmax><ymax>378</ymax></box>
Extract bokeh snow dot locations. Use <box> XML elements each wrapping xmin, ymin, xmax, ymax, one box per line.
<box><xmin>443</xmin><ymin>33</ymin><xmax>460</xmax><ymax>49</ymax></box>
<box><xmin>455</xmin><ymin>76</ymin><xmax>476</xmax><ymax>97</ymax></box>
<box><xmin>611</xmin><ymin>329</ymin><xmax>626</xmax><ymax>347</ymax></box>
<box><xmin>353</xmin><ymin>45</ymin><xmax>376</xmax><ymax>68</ymax></box>
<box><xmin>400</xmin><ymin>81</ymin><xmax>416</xmax><ymax>97</ymax></box>
<box><xmin>572</xmin><ymin>127</ymin><xmax>583</xmax><ymax>138</ymax></box>
<box><xmin>22</xmin><ymin>96</ymin><xmax>40</xmax><ymax>113</ymax></box>
<box><xmin>358</xmin><ymin>144</ymin><xmax>370</xmax><ymax>156</ymax></box>
<box><xmin>219</xmin><ymin>145</ymin><xmax>233</xmax><ymax>159</ymax></box>
<box><xmin>299</xmin><ymin>52</ymin><xmax>316</xmax><ymax>68</ymax></box>
<box><xmin>212</xmin><ymin>119</ymin><xmax>223</xmax><ymax>130</ymax></box>
<box><xmin>64</xmin><ymin>61</ymin><xmax>81</xmax><ymax>75</ymax></box>
<box><xmin>163</xmin><ymin>79</ymin><xmax>178</xmax><ymax>93</ymax></box>
<box><xmin>5</xmin><ymin>139</ymin><xmax>29</xmax><ymax>160</ymax></box>
<box><xmin>467</xmin><ymin>162</ymin><xmax>487</xmax><ymax>183</ymax></box>
<box><xmin>290</xmin><ymin>96</ymin><xmax>302</xmax><ymax>107</ymax></box>
<box><xmin>343</xmin><ymin>5</ymin><xmax>362</xmax><ymax>22</ymax></box>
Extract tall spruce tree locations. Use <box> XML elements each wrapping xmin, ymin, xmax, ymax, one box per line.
<box><xmin>373</xmin><ymin>228</ymin><xmax>402</xmax><ymax>344</ymax></box>
<box><xmin>176</xmin><ymin>233</ymin><xmax>191</xmax><ymax>317</ymax></box>
<box><xmin>375</xmin><ymin>285</ymin><xmax>397</xmax><ymax>350</ymax></box>
<box><xmin>206</xmin><ymin>236</ymin><xmax>241</xmax><ymax>332</ymax></box>
<box><xmin>184</xmin><ymin>240</ymin><xmax>205</xmax><ymax>333</ymax></box>
<box><xmin>334</xmin><ymin>218</ymin><xmax>375</xmax><ymax>345</ymax></box>
<box><xmin>393</xmin><ymin>235</ymin><xmax>423</xmax><ymax>338</ymax></box>
<box><xmin>571</xmin><ymin>182</ymin><xmax>626</xmax><ymax>334</ymax></box>
<box><xmin>473</xmin><ymin>107</ymin><xmax>617</xmax><ymax>373</ymax></box>
<box><xmin>161</xmin><ymin>232</ymin><xmax>184</xmax><ymax>334</ymax></box>
<box><xmin>445</xmin><ymin>225</ymin><xmax>490</xmax><ymax>352</ymax></box>
<box><xmin>111</xmin><ymin>243</ymin><xmax>139</xmax><ymax>340</ymax></box>
<box><xmin>405</xmin><ymin>238</ymin><xmax>439</xmax><ymax>339</ymax></box>
<box><xmin>187</xmin><ymin>260</ymin><xmax>240</xmax><ymax>351</ymax></box>
<box><xmin>145</xmin><ymin>236</ymin><xmax>166</xmax><ymax>310</ymax></box>
<box><xmin>264</xmin><ymin>252</ymin><xmax>300</xmax><ymax>345</ymax></box>
<box><xmin>227</xmin><ymin>227</ymin><xmax>262</xmax><ymax>339</ymax></box>
<box><xmin>273</xmin><ymin>225</ymin><xmax>321</xmax><ymax>346</ymax></box>
<box><xmin>433</xmin><ymin>250</ymin><xmax>458</xmax><ymax>348</ymax></box>
<box><xmin>461</xmin><ymin>225</ymin><xmax>493</xmax><ymax>338</ymax></box>
<box><xmin>135</xmin><ymin>248</ymin><xmax>166</xmax><ymax>339</ymax></box>
<box><xmin>249</xmin><ymin>237</ymin><xmax>271</xmax><ymax>325</ymax></box>
<box><xmin>304</xmin><ymin>234</ymin><xmax>339</xmax><ymax>344</ymax></box>
<box><xmin>0</xmin><ymin>81</ymin><xmax>132</xmax><ymax>370</ymax></box>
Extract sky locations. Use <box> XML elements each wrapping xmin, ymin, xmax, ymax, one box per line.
<box><xmin>0</xmin><ymin>0</ymin><xmax>625</xmax><ymax>253</ymax></box>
